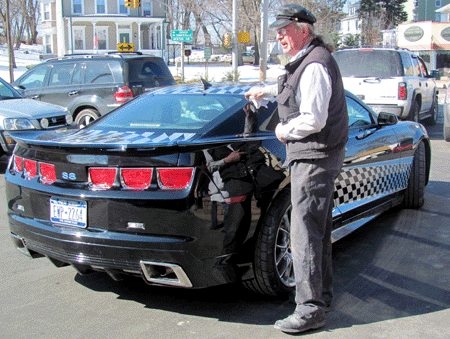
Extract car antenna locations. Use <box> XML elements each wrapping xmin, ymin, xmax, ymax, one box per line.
<box><xmin>201</xmin><ymin>78</ymin><xmax>212</xmax><ymax>93</ymax></box>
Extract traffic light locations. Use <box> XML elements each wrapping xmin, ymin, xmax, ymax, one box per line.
<box><xmin>223</xmin><ymin>33</ymin><xmax>231</xmax><ymax>47</ymax></box>
<box><xmin>133</xmin><ymin>0</ymin><xmax>140</xmax><ymax>7</ymax></box>
<box><xmin>125</xmin><ymin>0</ymin><xmax>140</xmax><ymax>8</ymax></box>
<box><xmin>184</xmin><ymin>49</ymin><xmax>191</xmax><ymax>57</ymax></box>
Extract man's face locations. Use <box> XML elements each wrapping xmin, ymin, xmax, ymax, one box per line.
<box><xmin>276</xmin><ymin>23</ymin><xmax>309</xmax><ymax>56</ymax></box>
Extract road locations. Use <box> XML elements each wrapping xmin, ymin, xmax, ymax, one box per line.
<box><xmin>0</xmin><ymin>120</ymin><xmax>449</xmax><ymax>339</ymax></box>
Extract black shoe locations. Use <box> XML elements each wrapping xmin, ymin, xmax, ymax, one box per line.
<box><xmin>274</xmin><ymin>311</ymin><xmax>326</xmax><ymax>334</ymax></box>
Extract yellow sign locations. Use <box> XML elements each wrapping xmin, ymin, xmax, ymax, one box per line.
<box><xmin>238</xmin><ymin>31</ymin><xmax>250</xmax><ymax>44</ymax></box>
<box><xmin>124</xmin><ymin>0</ymin><xmax>140</xmax><ymax>9</ymax></box>
<box><xmin>118</xmin><ymin>43</ymin><xmax>134</xmax><ymax>52</ymax></box>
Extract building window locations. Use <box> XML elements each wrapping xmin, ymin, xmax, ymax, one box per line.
<box><xmin>43</xmin><ymin>3</ymin><xmax>50</xmax><ymax>21</ymax></box>
<box><xmin>436</xmin><ymin>0</ymin><xmax>442</xmax><ymax>7</ymax></box>
<box><xmin>44</xmin><ymin>35</ymin><xmax>52</xmax><ymax>54</ymax></box>
<box><xmin>436</xmin><ymin>13</ymin><xmax>442</xmax><ymax>22</ymax></box>
<box><xmin>143</xmin><ymin>0</ymin><xmax>152</xmax><ymax>16</ymax></box>
<box><xmin>97</xmin><ymin>0</ymin><xmax>106</xmax><ymax>14</ymax></box>
<box><xmin>119</xmin><ymin>3</ymin><xmax>129</xmax><ymax>14</ymax></box>
<box><xmin>74</xmin><ymin>27</ymin><xmax>85</xmax><ymax>50</ymax></box>
<box><xmin>95</xmin><ymin>27</ymin><xmax>108</xmax><ymax>50</ymax></box>
<box><xmin>72</xmin><ymin>0</ymin><xmax>83</xmax><ymax>14</ymax></box>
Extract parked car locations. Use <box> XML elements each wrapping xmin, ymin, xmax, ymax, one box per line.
<box><xmin>6</xmin><ymin>82</ymin><xmax>430</xmax><ymax>296</ymax></box>
<box><xmin>334</xmin><ymin>47</ymin><xmax>439</xmax><ymax>125</ymax></box>
<box><xmin>0</xmin><ymin>76</ymin><xmax>72</xmax><ymax>157</ymax></box>
<box><xmin>242</xmin><ymin>52</ymin><xmax>255</xmax><ymax>64</ymax></box>
<box><xmin>12</xmin><ymin>52</ymin><xmax>176</xmax><ymax>127</ymax></box>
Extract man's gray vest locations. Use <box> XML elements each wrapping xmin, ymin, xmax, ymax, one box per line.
<box><xmin>276</xmin><ymin>39</ymin><xmax>349</xmax><ymax>164</ymax></box>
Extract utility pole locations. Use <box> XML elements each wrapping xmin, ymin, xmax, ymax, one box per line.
<box><xmin>6</xmin><ymin>0</ymin><xmax>15</xmax><ymax>82</ymax></box>
<box><xmin>260</xmin><ymin>0</ymin><xmax>268</xmax><ymax>81</ymax></box>
<box><xmin>232</xmin><ymin>0</ymin><xmax>238</xmax><ymax>80</ymax></box>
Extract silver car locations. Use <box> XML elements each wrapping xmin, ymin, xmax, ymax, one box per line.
<box><xmin>0</xmin><ymin>77</ymin><xmax>73</xmax><ymax>155</ymax></box>
<box><xmin>445</xmin><ymin>93</ymin><xmax>450</xmax><ymax>142</ymax></box>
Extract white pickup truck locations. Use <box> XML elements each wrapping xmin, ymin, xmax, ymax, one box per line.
<box><xmin>334</xmin><ymin>47</ymin><xmax>439</xmax><ymax>125</ymax></box>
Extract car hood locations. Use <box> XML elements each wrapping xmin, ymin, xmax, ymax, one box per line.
<box><xmin>0</xmin><ymin>98</ymin><xmax>67</xmax><ymax>119</ymax></box>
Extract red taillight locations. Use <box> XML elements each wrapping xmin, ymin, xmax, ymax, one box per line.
<box><xmin>40</xmin><ymin>162</ymin><xmax>56</xmax><ymax>185</ymax></box>
<box><xmin>225</xmin><ymin>196</ymin><xmax>247</xmax><ymax>204</ymax></box>
<box><xmin>89</xmin><ymin>168</ymin><xmax>117</xmax><ymax>189</ymax></box>
<box><xmin>114</xmin><ymin>86</ymin><xmax>133</xmax><ymax>103</ymax></box>
<box><xmin>398</xmin><ymin>82</ymin><xmax>407</xmax><ymax>100</ymax></box>
<box><xmin>14</xmin><ymin>156</ymin><xmax>23</xmax><ymax>173</ymax></box>
<box><xmin>121</xmin><ymin>168</ymin><xmax>153</xmax><ymax>189</ymax></box>
<box><xmin>157</xmin><ymin>168</ymin><xmax>194</xmax><ymax>190</ymax></box>
<box><xmin>24</xmin><ymin>159</ymin><xmax>37</xmax><ymax>179</ymax></box>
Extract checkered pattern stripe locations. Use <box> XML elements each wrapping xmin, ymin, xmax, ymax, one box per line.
<box><xmin>334</xmin><ymin>161</ymin><xmax>412</xmax><ymax>207</ymax></box>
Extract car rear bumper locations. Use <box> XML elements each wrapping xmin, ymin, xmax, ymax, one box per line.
<box><xmin>367</xmin><ymin>104</ymin><xmax>406</xmax><ymax>118</ymax></box>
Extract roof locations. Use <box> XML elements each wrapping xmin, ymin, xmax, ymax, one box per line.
<box><xmin>152</xmin><ymin>82</ymin><xmax>272</xmax><ymax>96</ymax></box>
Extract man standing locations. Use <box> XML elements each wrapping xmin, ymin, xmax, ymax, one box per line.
<box><xmin>245</xmin><ymin>4</ymin><xmax>349</xmax><ymax>334</ymax></box>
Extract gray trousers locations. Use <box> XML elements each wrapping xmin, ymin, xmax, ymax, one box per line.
<box><xmin>290</xmin><ymin>147</ymin><xmax>345</xmax><ymax>314</ymax></box>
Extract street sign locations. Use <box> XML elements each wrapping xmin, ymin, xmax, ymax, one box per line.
<box><xmin>204</xmin><ymin>47</ymin><xmax>212</xmax><ymax>60</ymax></box>
<box><xmin>171</xmin><ymin>30</ymin><xmax>193</xmax><ymax>42</ymax></box>
<box><xmin>238</xmin><ymin>31</ymin><xmax>250</xmax><ymax>44</ymax></box>
<box><xmin>118</xmin><ymin>43</ymin><xmax>134</xmax><ymax>52</ymax></box>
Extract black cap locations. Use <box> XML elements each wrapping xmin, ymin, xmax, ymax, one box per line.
<box><xmin>269</xmin><ymin>4</ymin><xmax>316</xmax><ymax>29</ymax></box>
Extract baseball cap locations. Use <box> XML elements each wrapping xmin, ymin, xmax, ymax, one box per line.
<box><xmin>269</xmin><ymin>4</ymin><xmax>317</xmax><ymax>29</ymax></box>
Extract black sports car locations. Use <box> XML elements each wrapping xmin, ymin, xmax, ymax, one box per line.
<box><xmin>6</xmin><ymin>82</ymin><xmax>431</xmax><ymax>296</ymax></box>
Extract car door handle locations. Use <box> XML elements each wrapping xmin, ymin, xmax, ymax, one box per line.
<box><xmin>68</xmin><ymin>90</ymin><xmax>79</xmax><ymax>96</ymax></box>
<box><xmin>31</xmin><ymin>95</ymin><xmax>40</xmax><ymax>100</ymax></box>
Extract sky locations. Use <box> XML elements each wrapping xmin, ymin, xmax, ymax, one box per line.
<box><xmin>0</xmin><ymin>45</ymin><xmax>285</xmax><ymax>84</ymax></box>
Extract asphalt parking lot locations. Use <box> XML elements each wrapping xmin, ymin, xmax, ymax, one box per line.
<box><xmin>0</xmin><ymin>116</ymin><xmax>449</xmax><ymax>339</ymax></box>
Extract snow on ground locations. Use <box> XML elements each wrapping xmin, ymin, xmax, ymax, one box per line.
<box><xmin>0</xmin><ymin>44</ymin><xmax>285</xmax><ymax>84</ymax></box>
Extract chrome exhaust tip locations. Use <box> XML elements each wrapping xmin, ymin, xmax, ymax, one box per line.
<box><xmin>140</xmin><ymin>261</ymin><xmax>193</xmax><ymax>288</ymax></box>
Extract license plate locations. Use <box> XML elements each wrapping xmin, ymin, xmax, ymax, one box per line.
<box><xmin>50</xmin><ymin>197</ymin><xmax>87</xmax><ymax>228</ymax></box>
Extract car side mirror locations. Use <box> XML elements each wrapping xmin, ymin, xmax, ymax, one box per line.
<box><xmin>429</xmin><ymin>70</ymin><xmax>440</xmax><ymax>79</ymax></box>
<box><xmin>378</xmin><ymin>112</ymin><xmax>398</xmax><ymax>126</ymax></box>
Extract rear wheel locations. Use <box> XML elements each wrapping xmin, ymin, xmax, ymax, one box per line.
<box><xmin>243</xmin><ymin>189</ymin><xmax>295</xmax><ymax>296</ymax></box>
<box><xmin>403</xmin><ymin>141</ymin><xmax>426</xmax><ymax>209</ymax></box>
<box><xmin>408</xmin><ymin>100</ymin><xmax>420</xmax><ymax>122</ymax></box>
<box><xmin>75</xmin><ymin>108</ymin><xmax>100</xmax><ymax>128</ymax></box>
<box><xmin>423</xmin><ymin>95</ymin><xmax>438</xmax><ymax>126</ymax></box>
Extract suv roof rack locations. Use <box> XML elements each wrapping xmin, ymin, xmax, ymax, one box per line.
<box><xmin>107</xmin><ymin>51</ymin><xmax>143</xmax><ymax>56</ymax></box>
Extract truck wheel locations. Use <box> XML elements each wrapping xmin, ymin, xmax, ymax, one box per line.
<box><xmin>75</xmin><ymin>109</ymin><xmax>100</xmax><ymax>128</ymax></box>
<box><xmin>403</xmin><ymin>141</ymin><xmax>426</xmax><ymax>209</ymax></box>
<box><xmin>242</xmin><ymin>189</ymin><xmax>295</xmax><ymax>296</ymax></box>
<box><xmin>424</xmin><ymin>95</ymin><xmax>438</xmax><ymax>126</ymax></box>
<box><xmin>408</xmin><ymin>100</ymin><xmax>420</xmax><ymax>122</ymax></box>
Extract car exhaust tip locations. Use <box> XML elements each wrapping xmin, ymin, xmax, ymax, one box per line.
<box><xmin>10</xmin><ymin>233</ymin><xmax>44</xmax><ymax>259</ymax></box>
<box><xmin>140</xmin><ymin>261</ymin><xmax>192</xmax><ymax>288</ymax></box>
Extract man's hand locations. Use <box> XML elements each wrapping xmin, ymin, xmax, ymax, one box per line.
<box><xmin>245</xmin><ymin>87</ymin><xmax>265</xmax><ymax>101</ymax></box>
<box><xmin>275</xmin><ymin>123</ymin><xmax>287</xmax><ymax>144</ymax></box>
<box><xmin>224</xmin><ymin>150</ymin><xmax>245</xmax><ymax>163</ymax></box>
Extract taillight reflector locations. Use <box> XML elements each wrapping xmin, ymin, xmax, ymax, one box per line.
<box><xmin>114</xmin><ymin>86</ymin><xmax>133</xmax><ymax>103</ymax></box>
<box><xmin>14</xmin><ymin>156</ymin><xmax>23</xmax><ymax>173</ymax></box>
<box><xmin>157</xmin><ymin>168</ymin><xmax>194</xmax><ymax>190</ymax></box>
<box><xmin>24</xmin><ymin>159</ymin><xmax>37</xmax><ymax>179</ymax></box>
<box><xmin>40</xmin><ymin>162</ymin><xmax>56</xmax><ymax>185</ymax></box>
<box><xmin>121</xmin><ymin>168</ymin><xmax>153</xmax><ymax>189</ymax></box>
<box><xmin>399</xmin><ymin>82</ymin><xmax>407</xmax><ymax>100</ymax></box>
<box><xmin>89</xmin><ymin>168</ymin><xmax>117</xmax><ymax>189</ymax></box>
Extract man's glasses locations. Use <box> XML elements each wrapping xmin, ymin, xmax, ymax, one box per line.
<box><xmin>277</xmin><ymin>28</ymin><xmax>288</xmax><ymax>35</ymax></box>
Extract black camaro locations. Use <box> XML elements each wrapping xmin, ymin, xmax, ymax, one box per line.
<box><xmin>6</xmin><ymin>82</ymin><xmax>431</xmax><ymax>296</ymax></box>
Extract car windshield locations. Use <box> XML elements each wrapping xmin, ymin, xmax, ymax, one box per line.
<box><xmin>334</xmin><ymin>50</ymin><xmax>404</xmax><ymax>78</ymax></box>
<box><xmin>0</xmin><ymin>78</ymin><xmax>22</xmax><ymax>100</ymax></box>
<box><xmin>94</xmin><ymin>93</ymin><xmax>246</xmax><ymax>130</ymax></box>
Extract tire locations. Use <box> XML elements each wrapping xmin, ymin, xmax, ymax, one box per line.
<box><xmin>407</xmin><ymin>100</ymin><xmax>420</xmax><ymax>122</ymax></box>
<box><xmin>403</xmin><ymin>141</ymin><xmax>426</xmax><ymax>209</ymax></box>
<box><xmin>74</xmin><ymin>108</ymin><xmax>100</xmax><ymax>128</ymax></box>
<box><xmin>243</xmin><ymin>189</ymin><xmax>295</xmax><ymax>296</ymax></box>
<box><xmin>423</xmin><ymin>95</ymin><xmax>438</xmax><ymax>126</ymax></box>
<box><xmin>445</xmin><ymin>125</ymin><xmax>450</xmax><ymax>142</ymax></box>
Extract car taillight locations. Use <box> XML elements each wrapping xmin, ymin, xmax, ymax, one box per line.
<box><xmin>399</xmin><ymin>82</ymin><xmax>407</xmax><ymax>100</ymax></box>
<box><xmin>89</xmin><ymin>168</ymin><xmax>117</xmax><ymax>189</ymax></box>
<box><xmin>40</xmin><ymin>162</ymin><xmax>56</xmax><ymax>185</ymax></box>
<box><xmin>157</xmin><ymin>168</ymin><xmax>194</xmax><ymax>190</ymax></box>
<box><xmin>24</xmin><ymin>159</ymin><xmax>37</xmax><ymax>179</ymax></box>
<box><xmin>14</xmin><ymin>156</ymin><xmax>23</xmax><ymax>173</ymax></box>
<box><xmin>114</xmin><ymin>86</ymin><xmax>133</xmax><ymax>103</ymax></box>
<box><xmin>121</xmin><ymin>168</ymin><xmax>153</xmax><ymax>189</ymax></box>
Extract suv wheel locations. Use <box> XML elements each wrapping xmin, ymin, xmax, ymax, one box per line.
<box><xmin>75</xmin><ymin>109</ymin><xmax>100</xmax><ymax>128</ymax></box>
<box><xmin>408</xmin><ymin>100</ymin><xmax>420</xmax><ymax>122</ymax></box>
<box><xmin>423</xmin><ymin>95</ymin><xmax>438</xmax><ymax>126</ymax></box>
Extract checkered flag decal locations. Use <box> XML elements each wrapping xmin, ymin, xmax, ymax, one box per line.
<box><xmin>334</xmin><ymin>162</ymin><xmax>412</xmax><ymax>207</ymax></box>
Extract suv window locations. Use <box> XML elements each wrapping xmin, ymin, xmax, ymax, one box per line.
<box><xmin>334</xmin><ymin>50</ymin><xmax>404</xmax><ymax>78</ymax></box>
<box><xmin>18</xmin><ymin>66</ymin><xmax>50</xmax><ymax>89</ymax></box>
<box><xmin>49</xmin><ymin>64</ymin><xmax>76</xmax><ymax>86</ymax></box>
<box><xmin>411</xmin><ymin>57</ymin><xmax>421</xmax><ymax>77</ymax></box>
<box><xmin>400</xmin><ymin>52</ymin><xmax>414</xmax><ymax>76</ymax></box>
<box><xmin>85</xmin><ymin>61</ymin><xmax>116</xmax><ymax>84</ymax></box>
<box><xmin>127</xmin><ymin>59</ymin><xmax>174</xmax><ymax>84</ymax></box>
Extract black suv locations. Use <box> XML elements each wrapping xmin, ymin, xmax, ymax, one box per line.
<box><xmin>13</xmin><ymin>52</ymin><xmax>176</xmax><ymax>127</ymax></box>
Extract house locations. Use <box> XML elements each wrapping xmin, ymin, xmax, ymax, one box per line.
<box><xmin>39</xmin><ymin>0</ymin><xmax>168</xmax><ymax>60</ymax></box>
